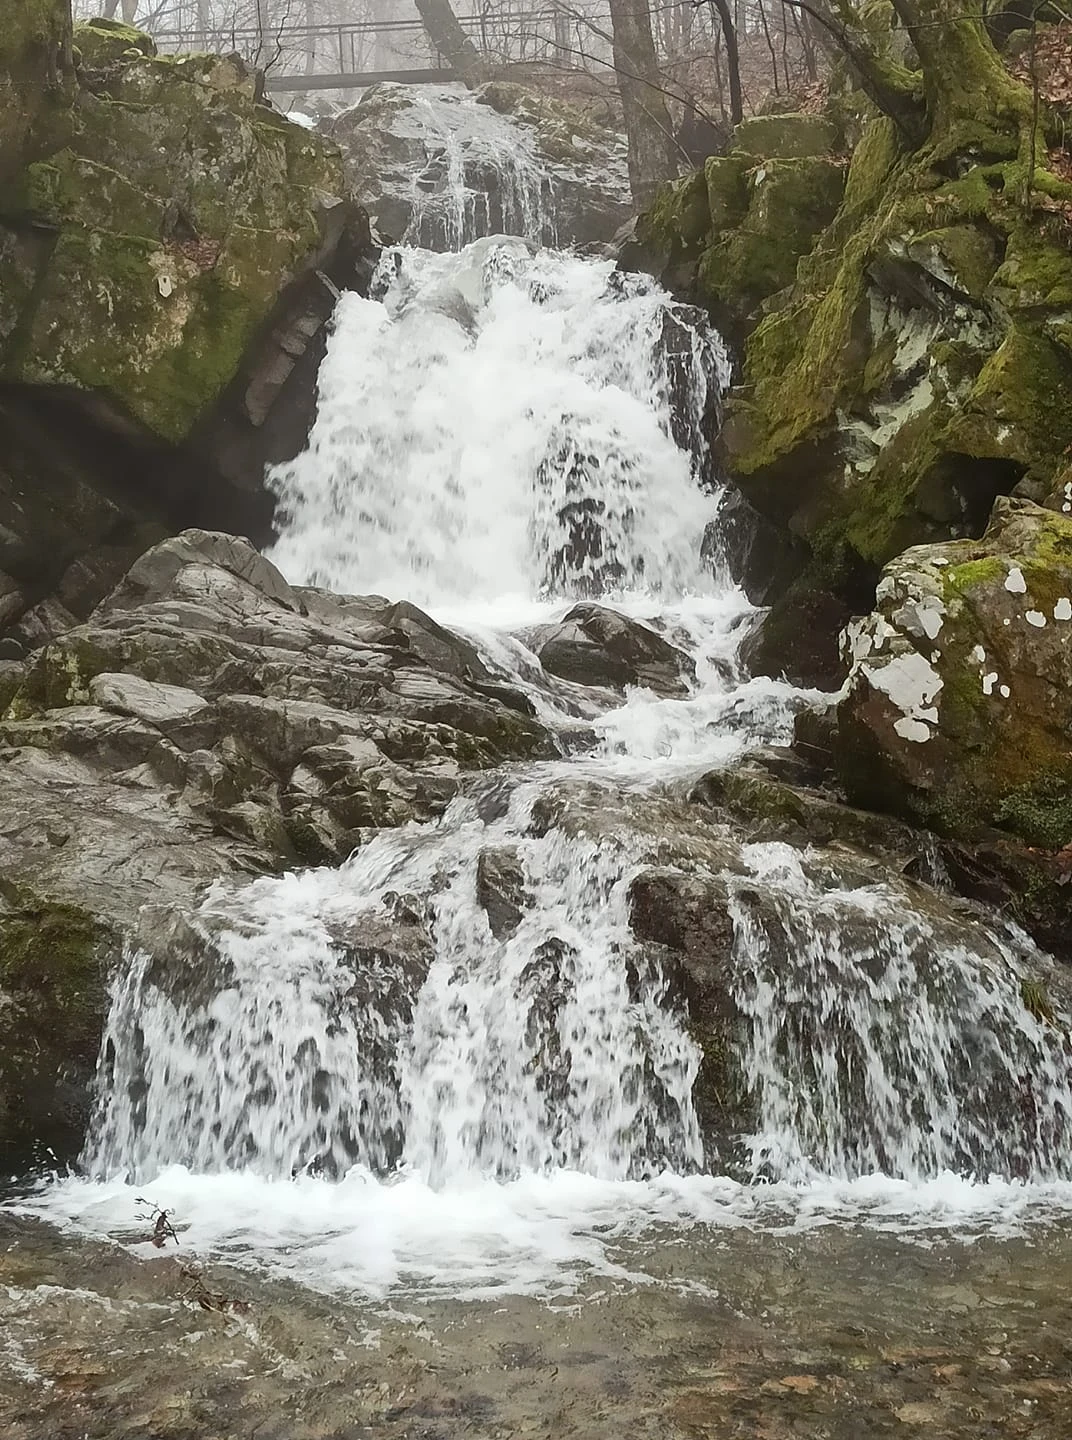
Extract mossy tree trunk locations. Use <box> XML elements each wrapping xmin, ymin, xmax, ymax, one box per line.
<box><xmin>890</xmin><ymin>0</ymin><xmax>1033</xmax><ymax>155</ymax></box>
<box><xmin>797</xmin><ymin>0</ymin><xmax>1036</xmax><ymax>159</ymax></box>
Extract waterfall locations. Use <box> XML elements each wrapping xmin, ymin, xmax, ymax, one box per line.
<box><xmin>267</xmin><ymin>239</ymin><xmax>725</xmax><ymax>608</ymax></box>
<box><xmin>86</xmin><ymin>788</ymin><xmax>703</xmax><ymax>1188</ymax></box>
<box><xmin>729</xmin><ymin>845</ymin><xmax>1072</xmax><ymax>1185</ymax></box>
<box><xmin>402</xmin><ymin>90</ymin><xmax>558</xmax><ymax>250</ymax></box>
<box><xmin>25</xmin><ymin>145</ymin><xmax>1072</xmax><ymax>1301</ymax></box>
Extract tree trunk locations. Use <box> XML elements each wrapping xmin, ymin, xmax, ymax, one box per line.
<box><xmin>707</xmin><ymin>0</ymin><xmax>742</xmax><ymax>125</ymax></box>
<box><xmin>413</xmin><ymin>0</ymin><xmax>488</xmax><ymax>87</ymax></box>
<box><xmin>890</xmin><ymin>0</ymin><xmax>1031</xmax><ymax>150</ymax></box>
<box><xmin>607</xmin><ymin>0</ymin><xmax>677</xmax><ymax>207</ymax></box>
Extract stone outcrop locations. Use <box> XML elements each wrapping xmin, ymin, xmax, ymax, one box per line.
<box><xmin>0</xmin><ymin>12</ymin><xmax>376</xmax><ymax>647</ymax></box>
<box><xmin>836</xmin><ymin>498</ymin><xmax>1072</xmax><ymax>851</ymax></box>
<box><xmin>0</xmin><ymin>529</ymin><xmax>554</xmax><ymax>1167</ymax></box>
<box><xmin>527</xmin><ymin>602</ymin><xmax>695</xmax><ymax>696</ymax></box>
<box><xmin>330</xmin><ymin>80</ymin><xmax>631</xmax><ymax>249</ymax></box>
<box><xmin>627</xmin><ymin>112</ymin><xmax>847</xmax><ymax>345</ymax></box>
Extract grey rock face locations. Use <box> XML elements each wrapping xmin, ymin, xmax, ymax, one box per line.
<box><xmin>0</xmin><ymin>527</ymin><xmax>555</xmax><ymax>926</ymax></box>
<box><xmin>528</xmin><ymin>602</ymin><xmax>695</xmax><ymax>697</ymax></box>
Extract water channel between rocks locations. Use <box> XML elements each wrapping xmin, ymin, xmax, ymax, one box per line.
<box><xmin>4</xmin><ymin>85</ymin><xmax>1072</xmax><ymax>1439</ymax></box>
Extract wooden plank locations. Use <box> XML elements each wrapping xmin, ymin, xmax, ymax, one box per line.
<box><xmin>264</xmin><ymin>67</ymin><xmax>457</xmax><ymax>92</ymax></box>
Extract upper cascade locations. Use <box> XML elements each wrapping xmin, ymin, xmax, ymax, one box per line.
<box><xmin>268</xmin><ymin>239</ymin><xmax>727</xmax><ymax>609</ymax></box>
<box><xmin>328</xmin><ymin>82</ymin><xmax>632</xmax><ymax>251</ymax></box>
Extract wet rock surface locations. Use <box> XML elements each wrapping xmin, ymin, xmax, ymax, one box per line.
<box><xmin>3</xmin><ymin>1211</ymin><xmax>1072</xmax><ymax>1439</ymax></box>
<box><xmin>330</xmin><ymin>81</ymin><xmax>631</xmax><ymax>249</ymax></box>
<box><xmin>528</xmin><ymin>603</ymin><xmax>695</xmax><ymax>697</ymax></box>
<box><xmin>0</xmin><ymin>529</ymin><xmax>554</xmax><ymax>1164</ymax></box>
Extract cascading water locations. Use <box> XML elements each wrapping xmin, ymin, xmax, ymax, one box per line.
<box><xmin>268</xmin><ymin>238</ymin><xmax>723</xmax><ymax>610</ymax></box>
<box><xmin>23</xmin><ymin>136</ymin><xmax>1072</xmax><ymax>1299</ymax></box>
<box><xmin>401</xmin><ymin>90</ymin><xmax>559</xmax><ymax>250</ymax></box>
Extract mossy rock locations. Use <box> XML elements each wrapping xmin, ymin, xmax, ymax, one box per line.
<box><xmin>700</xmin><ymin>156</ymin><xmax>846</xmax><ymax>315</ymax></box>
<box><xmin>1</xmin><ymin>34</ymin><xmax>345</xmax><ymax>442</ymax></box>
<box><xmin>730</xmin><ymin>113</ymin><xmax>839</xmax><ymax>160</ymax></box>
<box><xmin>0</xmin><ymin>882</ymin><xmax>115</xmax><ymax>1169</ymax></box>
<box><xmin>837</xmin><ymin>498</ymin><xmax>1072</xmax><ymax>849</ymax></box>
<box><xmin>73</xmin><ymin>18</ymin><xmax>156</xmax><ymax>67</ymax></box>
<box><xmin>704</xmin><ymin>155</ymin><xmax>749</xmax><ymax>230</ymax></box>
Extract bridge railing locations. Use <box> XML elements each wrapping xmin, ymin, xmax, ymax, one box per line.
<box><xmin>142</xmin><ymin>6</ymin><xmax>613</xmax><ymax>89</ymax></box>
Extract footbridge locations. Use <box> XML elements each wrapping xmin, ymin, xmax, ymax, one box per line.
<box><xmin>149</xmin><ymin>8</ymin><xmax>610</xmax><ymax>94</ymax></box>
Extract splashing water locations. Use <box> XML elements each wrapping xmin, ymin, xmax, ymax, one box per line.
<box><xmin>729</xmin><ymin>845</ymin><xmax>1072</xmax><ymax>1185</ymax></box>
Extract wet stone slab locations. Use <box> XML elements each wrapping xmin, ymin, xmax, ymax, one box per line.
<box><xmin>3</xmin><ymin>1213</ymin><xmax>1072</xmax><ymax>1439</ymax></box>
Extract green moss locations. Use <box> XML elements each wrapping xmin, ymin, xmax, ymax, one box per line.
<box><xmin>2</xmin><ymin>34</ymin><xmax>342</xmax><ymax>441</ymax></box>
<box><xmin>1020</xmin><ymin>977</ymin><xmax>1055</xmax><ymax>1024</ymax></box>
<box><xmin>995</xmin><ymin>775</ymin><xmax>1072</xmax><ymax>850</ymax></box>
<box><xmin>701</xmin><ymin>157</ymin><xmax>846</xmax><ymax>312</ymax></box>
<box><xmin>704</xmin><ymin>155</ymin><xmax>749</xmax><ymax>231</ymax></box>
<box><xmin>991</xmin><ymin>224</ymin><xmax>1072</xmax><ymax>308</ymax></box>
<box><xmin>731</xmin><ymin>113</ymin><xmax>839</xmax><ymax>160</ymax></box>
<box><xmin>0</xmin><ymin>883</ymin><xmax>105</xmax><ymax>1008</ymax></box>
<box><xmin>636</xmin><ymin>168</ymin><xmax>711</xmax><ymax>259</ymax></box>
<box><xmin>73</xmin><ymin>19</ymin><xmax>156</xmax><ymax>66</ymax></box>
<box><xmin>910</xmin><ymin>223</ymin><xmax>1000</xmax><ymax>299</ymax></box>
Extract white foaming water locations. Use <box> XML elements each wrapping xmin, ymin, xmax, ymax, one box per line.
<box><xmin>268</xmin><ymin>240</ymin><xmax>723</xmax><ymax>610</ymax></box>
<box><xmin>18</xmin><ymin>231</ymin><xmax>1072</xmax><ymax>1299</ymax></box>
<box><xmin>729</xmin><ymin>844</ymin><xmax>1072</xmax><ymax>1185</ymax></box>
<box><xmin>85</xmin><ymin>787</ymin><xmax>702</xmax><ymax>1190</ymax></box>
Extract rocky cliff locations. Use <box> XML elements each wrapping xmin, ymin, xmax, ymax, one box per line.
<box><xmin>632</xmin><ymin>21</ymin><xmax>1072</xmax><ymax>877</ymax></box>
<box><xmin>0</xmin><ymin>9</ymin><xmax>375</xmax><ymax>650</ymax></box>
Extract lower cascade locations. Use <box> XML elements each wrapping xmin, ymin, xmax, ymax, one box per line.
<box><xmin>28</xmin><ymin>236</ymin><xmax>1072</xmax><ymax>1297</ymax></box>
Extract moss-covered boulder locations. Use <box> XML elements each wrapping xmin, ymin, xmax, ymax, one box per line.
<box><xmin>0</xmin><ymin>12</ymin><xmax>375</xmax><ymax>645</ymax></box>
<box><xmin>730</xmin><ymin>113</ymin><xmax>841</xmax><ymax>160</ymax></box>
<box><xmin>3</xmin><ymin>27</ymin><xmax>344</xmax><ymax>443</ymax></box>
<box><xmin>0</xmin><ymin>0</ymin><xmax>71</xmax><ymax>183</ymax></box>
<box><xmin>712</xmin><ymin>110</ymin><xmax>1072</xmax><ymax>682</ymax></box>
<box><xmin>74</xmin><ymin>15</ymin><xmax>156</xmax><ymax>66</ymax></box>
<box><xmin>837</xmin><ymin>498</ymin><xmax>1072</xmax><ymax>850</ymax></box>
<box><xmin>632</xmin><ymin>114</ymin><xmax>844</xmax><ymax>341</ymax></box>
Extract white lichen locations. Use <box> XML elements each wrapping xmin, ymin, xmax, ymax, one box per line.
<box><xmin>1055</xmin><ymin>597</ymin><xmax>1072</xmax><ymax>621</ymax></box>
<box><xmin>1005</xmin><ymin>566</ymin><xmax>1027</xmax><ymax>594</ymax></box>
<box><xmin>1026</xmin><ymin>610</ymin><xmax>1047</xmax><ymax>628</ymax></box>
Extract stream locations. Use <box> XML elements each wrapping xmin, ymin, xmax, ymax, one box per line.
<box><xmin>4</xmin><ymin>85</ymin><xmax>1072</xmax><ymax>1438</ymax></box>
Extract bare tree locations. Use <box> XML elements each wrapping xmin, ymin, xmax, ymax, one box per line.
<box><xmin>607</xmin><ymin>0</ymin><xmax>677</xmax><ymax>205</ymax></box>
<box><xmin>706</xmin><ymin>0</ymin><xmax>742</xmax><ymax>124</ymax></box>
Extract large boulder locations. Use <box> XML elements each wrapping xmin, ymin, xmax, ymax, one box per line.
<box><xmin>836</xmin><ymin>498</ymin><xmax>1072</xmax><ymax>852</ymax></box>
<box><xmin>628</xmin><ymin>114</ymin><xmax>846</xmax><ymax>341</ymax></box>
<box><xmin>0</xmin><ymin>18</ymin><xmax>376</xmax><ymax>644</ymax></box>
<box><xmin>330</xmin><ymin>81</ymin><xmax>631</xmax><ymax>249</ymax></box>
<box><xmin>528</xmin><ymin>602</ymin><xmax>695</xmax><ymax>696</ymax></box>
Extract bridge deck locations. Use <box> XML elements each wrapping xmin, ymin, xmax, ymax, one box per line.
<box><xmin>264</xmin><ymin>67</ymin><xmax>458</xmax><ymax>93</ymax></box>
